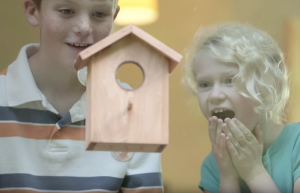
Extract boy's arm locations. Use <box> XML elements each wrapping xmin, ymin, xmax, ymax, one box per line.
<box><xmin>120</xmin><ymin>152</ymin><xmax>163</xmax><ymax>193</ymax></box>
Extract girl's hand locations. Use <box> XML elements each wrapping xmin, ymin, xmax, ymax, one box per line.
<box><xmin>222</xmin><ymin>118</ymin><xmax>265</xmax><ymax>182</ymax></box>
<box><xmin>208</xmin><ymin>116</ymin><xmax>238</xmax><ymax>179</ymax></box>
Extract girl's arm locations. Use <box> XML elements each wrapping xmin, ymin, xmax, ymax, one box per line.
<box><xmin>245</xmin><ymin>168</ymin><xmax>280</xmax><ymax>193</ymax></box>
<box><xmin>293</xmin><ymin>177</ymin><xmax>300</xmax><ymax>193</ymax></box>
<box><xmin>223</xmin><ymin>119</ymin><xmax>280</xmax><ymax>193</ymax></box>
<box><xmin>203</xmin><ymin>176</ymin><xmax>240</xmax><ymax>193</ymax></box>
<box><xmin>219</xmin><ymin>175</ymin><xmax>241</xmax><ymax>193</ymax></box>
<box><xmin>201</xmin><ymin>118</ymin><xmax>241</xmax><ymax>193</ymax></box>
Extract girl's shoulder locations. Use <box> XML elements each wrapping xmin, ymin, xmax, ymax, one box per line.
<box><xmin>271</xmin><ymin>122</ymin><xmax>300</xmax><ymax>152</ymax></box>
<box><xmin>282</xmin><ymin>122</ymin><xmax>300</xmax><ymax>137</ymax></box>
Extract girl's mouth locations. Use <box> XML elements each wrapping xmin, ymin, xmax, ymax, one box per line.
<box><xmin>211</xmin><ymin>109</ymin><xmax>235</xmax><ymax>120</ymax></box>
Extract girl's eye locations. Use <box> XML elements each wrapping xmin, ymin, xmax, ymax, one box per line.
<box><xmin>59</xmin><ymin>9</ymin><xmax>74</xmax><ymax>14</ymax></box>
<box><xmin>199</xmin><ymin>82</ymin><xmax>211</xmax><ymax>88</ymax></box>
<box><xmin>93</xmin><ymin>12</ymin><xmax>107</xmax><ymax>18</ymax></box>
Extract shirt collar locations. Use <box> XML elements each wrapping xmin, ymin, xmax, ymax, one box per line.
<box><xmin>6</xmin><ymin>44</ymin><xmax>87</xmax><ymax>122</ymax></box>
<box><xmin>6</xmin><ymin>44</ymin><xmax>44</xmax><ymax>107</ymax></box>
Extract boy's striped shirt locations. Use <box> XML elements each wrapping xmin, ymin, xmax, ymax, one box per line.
<box><xmin>0</xmin><ymin>44</ymin><xmax>163</xmax><ymax>193</ymax></box>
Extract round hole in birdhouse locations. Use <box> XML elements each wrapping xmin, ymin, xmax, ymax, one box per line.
<box><xmin>116</xmin><ymin>61</ymin><xmax>145</xmax><ymax>90</ymax></box>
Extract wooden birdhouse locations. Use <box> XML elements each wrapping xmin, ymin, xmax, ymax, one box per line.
<box><xmin>74</xmin><ymin>24</ymin><xmax>182</xmax><ymax>153</ymax></box>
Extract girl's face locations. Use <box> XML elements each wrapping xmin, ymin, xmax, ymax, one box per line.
<box><xmin>194</xmin><ymin>53</ymin><xmax>260</xmax><ymax>131</ymax></box>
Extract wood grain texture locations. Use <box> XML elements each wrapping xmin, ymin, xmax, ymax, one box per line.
<box><xmin>74</xmin><ymin>25</ymin><xmax>182</xmax><ymax>73</ymax></box>
<box><xmin>85</xmin><ymin>34</ymin><xmax>170</xmax><ymax>152</ymax></box>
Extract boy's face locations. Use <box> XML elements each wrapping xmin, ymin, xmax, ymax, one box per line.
<box><xmin>26</xmin><ymin>0</ymin><xmax>119</xmax><ymax>72</ymax></box>
<box><xmin>194</xmin><ymin>54</ymin><xmax>260</xmax><ymax>131</ymax></box>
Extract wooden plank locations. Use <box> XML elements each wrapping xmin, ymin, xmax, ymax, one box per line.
<box><xmin>85</xmin><ymin>35</ymin><xmax>169</xmax><ymax>152</ymax></box>
<box><xmin>74</xmin><ymin>24</ymin><xmax>182</xmax><ymax>73</ymax></box>
<box><xmin>87</xmin><ymin>143</ymin><xmax>166</xmax><ymax>153</ymax></box>
<box><xmin>131</xmin><ymin>25</ymin><xmax>182</xmax><ymax>72</ymax></box>
<box><xmin>74</xmin><ymin>25</ymin><xmax>133</xmax><ymax>71</ymax></box>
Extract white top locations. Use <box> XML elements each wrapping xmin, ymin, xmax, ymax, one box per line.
<box><xmin>0</xmin><ymin>44</ymin><xmax>163</xmax><ymax>193</ymax></box>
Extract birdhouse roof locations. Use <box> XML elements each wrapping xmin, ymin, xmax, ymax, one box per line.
<box><xmin>74</xmin><ymin>24</ymin><xmax>182</xmax><ymax>73</ymax></box>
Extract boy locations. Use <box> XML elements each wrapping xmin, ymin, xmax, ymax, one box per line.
<box><xmin>0</xmin><ymin>0</ymin><xmax>163</xmax><ymax>192</ymax></box>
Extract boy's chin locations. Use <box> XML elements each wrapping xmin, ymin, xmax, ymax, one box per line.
<box><xmin>61</xmin><ymin>61</ymin><xmax>79</xmax><ymax>73</ymax></box>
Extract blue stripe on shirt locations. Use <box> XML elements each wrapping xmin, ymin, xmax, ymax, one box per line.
<box><xmin>0</xmin><ymin>106</ymin><xmax>84</xmax><ymax>127</ymax></box>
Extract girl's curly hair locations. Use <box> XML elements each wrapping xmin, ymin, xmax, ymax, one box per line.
<box><xmin>182</xmin><ymin>22</ymin><xmax>290</xmax><ymax>124</ymax></box>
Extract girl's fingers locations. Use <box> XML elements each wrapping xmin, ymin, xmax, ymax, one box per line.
<box><xmin>254</xmin><ymin>124</ymin><xmax>263</xmax><ymax>145</ymax></box>
<box><xmin>220</xmin><ymin>133</ymin><xmax>227</xmax><ymax>153</ymax></box>
<box><xmin>208</xmin><ymin>116</ymin><xmax>218</xmax><ymax>144</ymax></box>
<box><xmin>222</xmin><ymin>123</ymin><xmax>242</xmax><ymax>150</ymax></box>
<box><xmin>225</xmin><ymin>118</ymin><xmax>247</xmax><ymax>147</ymax></box>
<box><xmin>216</xmin><ymin>119</ymin><xmax>223</xmax><ymax>144</ymax></box>
<box><xmin>232</xmin><ymin>118</ymin><xmax>256</xmax><ymax>142</ymax></box>
<box><xmin>226</xmin><ymin>136</ymin><xmax>239</xmax><ymax>158</ymax></box>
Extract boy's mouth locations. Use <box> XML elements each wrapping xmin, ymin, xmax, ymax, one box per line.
<box><xmin>66</xmin><ymin>43</ymin><xmax>92</xmax><ymax>50</ymax></box>
<box><xmin>211</xmin><ymin>109</ymin><xmax>235</xmax><ymax>120</ymax></box>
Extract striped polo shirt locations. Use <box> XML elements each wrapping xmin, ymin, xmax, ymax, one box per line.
<box><xmin>0</xmin><ymin>44</ymin><xmax>163</xmax><ymax>193</ymax></box>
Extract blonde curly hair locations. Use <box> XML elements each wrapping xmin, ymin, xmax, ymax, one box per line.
<box><xmin>182</xmin><ymin>22</ymin><xmax>290</xmax><ymax>124</ymax></box>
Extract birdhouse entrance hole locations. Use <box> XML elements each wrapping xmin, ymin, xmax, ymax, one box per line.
<box><xmin>116</xmin><ymin>61</ymin><xmax>145</xmax><ymax>90</ymax></box>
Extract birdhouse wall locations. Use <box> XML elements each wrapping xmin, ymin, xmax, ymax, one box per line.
<box><xmin>85</xmin><ymin>34</ymin><xmax>170</xmax><ymax>152</ymax></box>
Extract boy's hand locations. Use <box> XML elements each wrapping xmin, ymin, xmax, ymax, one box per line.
<box><xmin>208</xmin><ymin>117</ymin><xmax>238</xmax><ymax>179</ymax></box>
<box><xmin>222</xmin><ymin>118</ymin><xmax>265</xmax><ymax>182</ymax></box>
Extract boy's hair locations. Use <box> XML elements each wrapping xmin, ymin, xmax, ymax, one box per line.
<box><xmin>183</xmin><ymin>22</ymin><xmax>290</xmax><ymax>125</ymax></box>
<box><xmin>32</xmin><ymin>0</ymin><xmax>41</xmax><ymax>10</ymax></box>
<box><xmin>32</xmin><ymin>0</ymin><xmax>119</xmax><ymax>11</ymax></box>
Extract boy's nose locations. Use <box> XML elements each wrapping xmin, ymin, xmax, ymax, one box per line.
<box><xmin>72</xmin><ymin>18</ymin><xmax>92</xmax><ymax>35</ymax></box>
<box><xmin>209</xmin><ymin>86</ymin><xmax>226</xmax><ymax>104</ymax></box>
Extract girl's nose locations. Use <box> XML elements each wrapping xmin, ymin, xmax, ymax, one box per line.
<box><xmin>209</xmin><ymin>85</ymin><xmax>226</xmax><ymax>104</ymax></box>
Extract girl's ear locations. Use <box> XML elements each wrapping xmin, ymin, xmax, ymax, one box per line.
<box><xmin>24</xmin><ymin>0</ymin><xmax>40</xmax><ymax>27</ymax></box>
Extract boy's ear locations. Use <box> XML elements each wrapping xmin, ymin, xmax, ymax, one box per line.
<box><xmin>113</xmin><ymin>6</ymin><xmax>120</xmax><ymax>20</ymax></box>
<box><xmin>24</xmin><ymin>0</ymin><xmax>39</xmax><ymax>27</ymax></box>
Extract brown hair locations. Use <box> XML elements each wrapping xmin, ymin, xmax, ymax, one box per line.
<box><xmin>32</xmin><ymin>0</ymin><xmax>118</xmax><ymax>11</ymax></box>
<box><xmin>32</xmin><ymin>0</ymin><xmax>42</xmax><ymax>10</ymax></box>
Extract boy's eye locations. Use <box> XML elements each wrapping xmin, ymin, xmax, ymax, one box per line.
<box><xmin>225</xmin><ymin>77</ymin><xmax>233</xmax><ymax>84</ymax></box>
<box><xmin>199</xmin><ymin>82</ymin><xmax>211</xmax><ymax>88</ymax></box>
<box><xmin>59</xmin><ymin>9</ymin><xmax>74</xmax><ymax>15</ymax></box>
<box><xmin>92</xmin><ymin>12</ymin><xmax>107</xmax><ymax>18</ymax></box>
